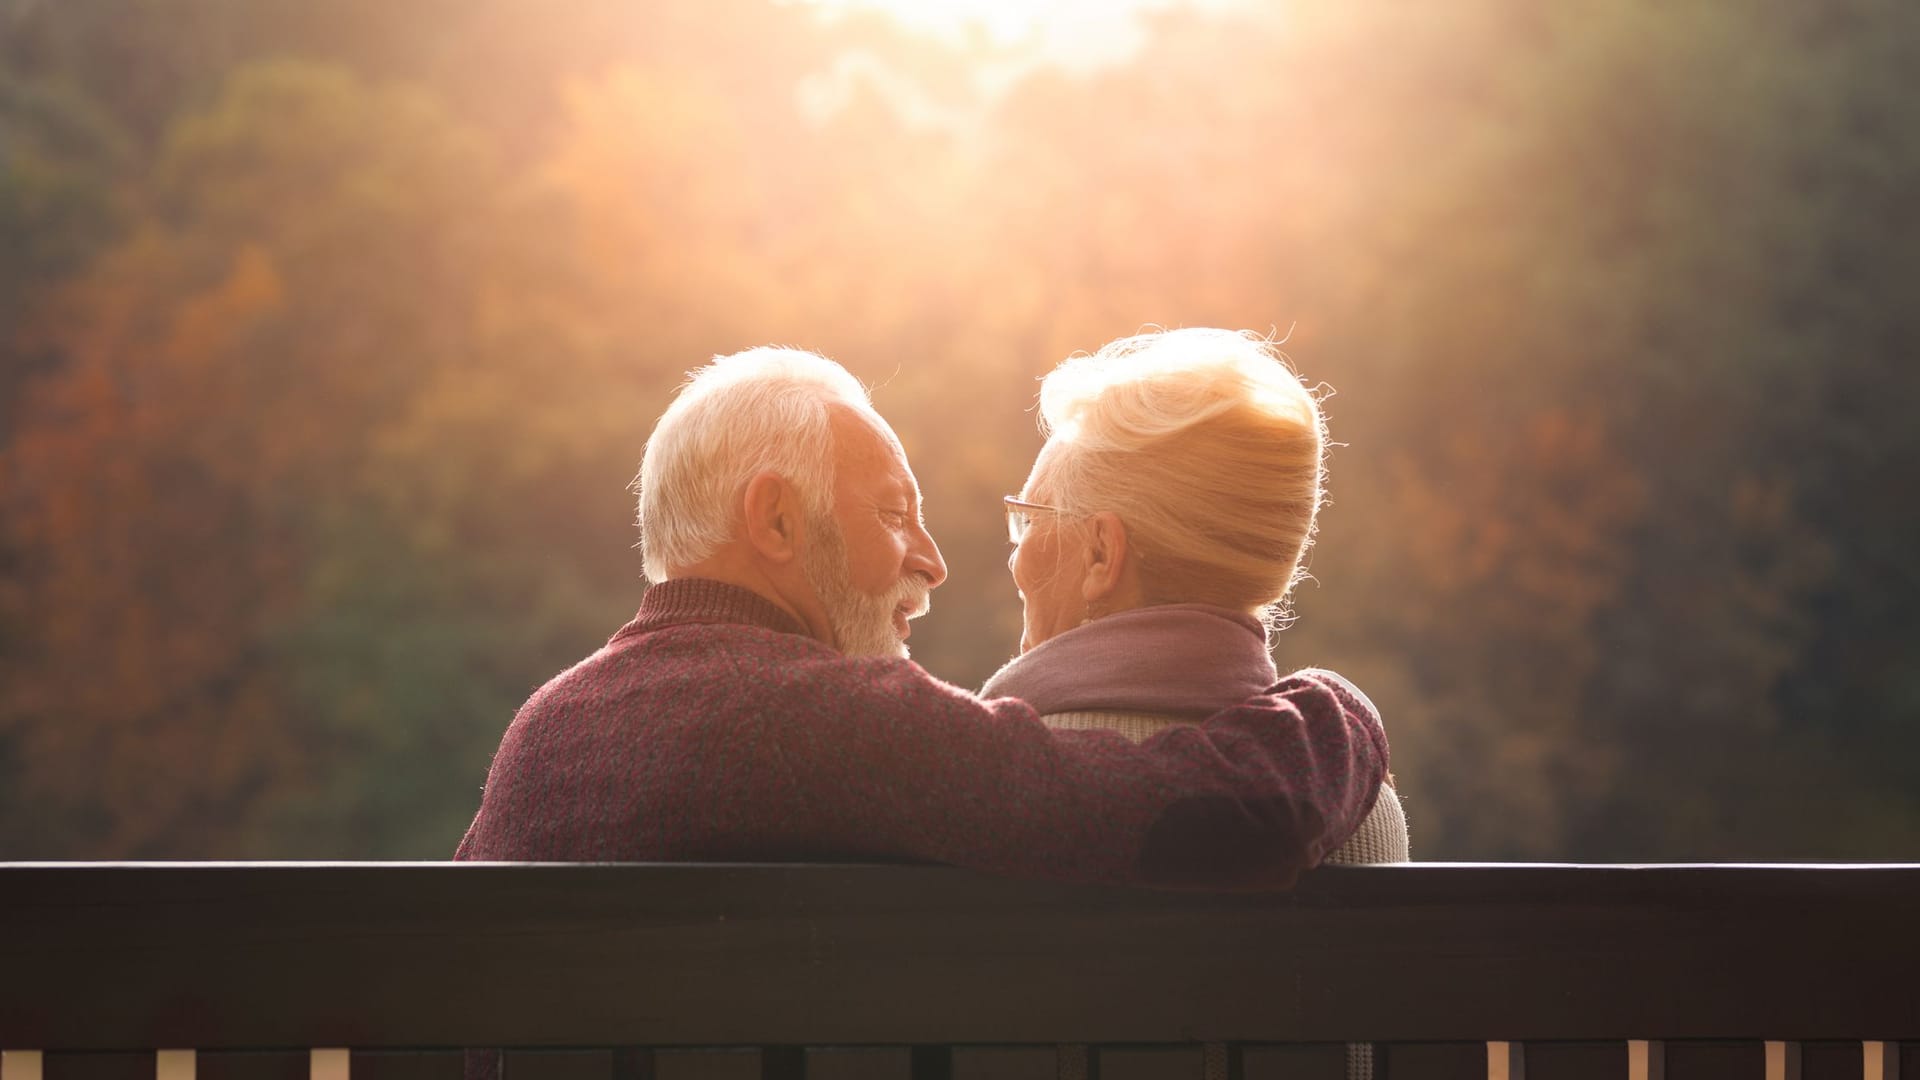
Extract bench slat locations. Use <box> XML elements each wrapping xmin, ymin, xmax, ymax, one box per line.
<box><xmin>1381</xmin><ymin>1042</ymin><xmax>1484</xmax><ymax>1080</ymax></box>
<box><xmin>501</xmin><ymin>1051</ymin><xmax>610</xmax><ymax>1080</ymax></box>
<box><xmin>1518</xmin><ymin>1042</ymin><xmax>1621</xmax><ymax>1080</ymax></box>
<box><xmin>948</xmin><ymin>1047</ymin><xmax>1053</xmax><ymax>1080</ymax></box>
<box><xmin>198</xmin><ymin>1052</ymin><xmax>306</xmax><ymax>1080</ymax></box>
<box><xmin>1097</xmin><ymin>1045</ymin><xmax>1204</xmax><ymax>1079</ymax></box>
<box><xmin>42</xmin><ymin>1054</ymin><xmax>152</xmax><ymax>1080</ymax></box>
<box><xmin>1664</xmin><ymin>1042</ymin><xmax>1764</xmax><ymax>1080</ymax></box>
<box><xmin>652</xmin><ymin>1051</ymin><xmax>757</xmax><ymax>1080</ymax></box>
<box><xmin>1238</xmin><ymin>1042</ymin><xmax>1347</xmax><ymax>1080</ymax></box>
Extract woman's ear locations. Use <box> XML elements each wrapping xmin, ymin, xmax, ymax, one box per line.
<box><xmin>742</xmin><ymin>471</ymin><xmax>803</xmax><ymax>564</ymax></box>
<box><xmin>1080</xmin><ymin>511</ymin><xmax>1130</xmax><ymax>604</ymax></box>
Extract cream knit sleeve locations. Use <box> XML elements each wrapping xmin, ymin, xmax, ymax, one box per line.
<box><xmin>1042</xmin><ymin>709</ymin><xmax>1411</xmax><ymax>864</ymax></box>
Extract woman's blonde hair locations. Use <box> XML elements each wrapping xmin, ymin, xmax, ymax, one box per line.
<box><xmin>1034</xmin><ymin>327</ymin><xmax>1327</xmax><ymax>623</ymax></box>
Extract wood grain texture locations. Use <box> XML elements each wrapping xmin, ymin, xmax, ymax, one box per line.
<box><xmin>2</xmin><ymin>864</ymin><xmax>1918</xmax><ymax>1050</ymax></box>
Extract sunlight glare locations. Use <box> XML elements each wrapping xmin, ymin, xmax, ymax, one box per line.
<box><xmin>792</xmin><ymin>0</ymin><xmax>1084</xmax><ymax>46</ymax></box>
<box><xmin>786</xmin><ymin>0</ymin><xmax>1253</xmax><ymax>63</ymax></box>
<box><xmin>787</xmin><ymin>0</ymin><xmax>1246</xmax><ymax>128</ymax></box>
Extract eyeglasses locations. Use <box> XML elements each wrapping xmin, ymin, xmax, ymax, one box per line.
<box><xmin>1004</xmin><ymin>495</ymin><xmax>1067</xmax><ymax>544</ymax></box>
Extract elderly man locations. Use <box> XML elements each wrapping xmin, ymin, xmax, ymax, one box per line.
<box><xmin>455</xmin><ymin>347</ymin><xmax>1388</xmax><ymax>888</ymax></box>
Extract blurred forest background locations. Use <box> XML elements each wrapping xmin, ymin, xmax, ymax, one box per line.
<box><xmin>2</xmin><ymin>0</ymin><xmax>1916</xmax><ymax>861</ymax></box>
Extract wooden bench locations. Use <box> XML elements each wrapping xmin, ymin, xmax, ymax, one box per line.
<box><xmin>2</xmin><ymin>863</ymin><xmax>1915</xmax><ymax>1080</ymax></box>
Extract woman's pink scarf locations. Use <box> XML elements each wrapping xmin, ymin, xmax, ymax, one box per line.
<box><xmin>980</xmin><ymin>603</ymin><xmax>1276</xmax><ymax>719</ymax></box>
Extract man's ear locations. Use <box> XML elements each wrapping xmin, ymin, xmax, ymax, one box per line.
<box><xmin>742</xmin><ymin>471</ymin><xmax>804</xmax><ymax>564</ymax></box>
<box><xmin>1080</xmin><ymin>511</ymin><xmax>1130</xmax><ymax>604</ymax></box>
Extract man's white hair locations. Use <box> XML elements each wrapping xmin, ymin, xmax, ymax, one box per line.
<box><xmin>637</xmin><ymin>346</ymin><xmax>873</xmax><ymax>582</ymax></box>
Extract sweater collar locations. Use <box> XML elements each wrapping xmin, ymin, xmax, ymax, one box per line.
<box><xmin>617</xmin><ymin>577</ymin><xmax>810</xmax><ymax>641</ymax></box>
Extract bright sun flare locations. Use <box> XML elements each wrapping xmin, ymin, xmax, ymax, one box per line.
<box><xmin>789</xmin><ymin>0</ymin><xmax>1237</xmax><ymax>53</ymax></box>
<box><xmin>795</xmin><ymin>0</ymin><xmax>1065</xmax><ymax>44</ymax></box>
<box><xmin>784</xmin><ymin>0</ymin><xmax>1254</xmax><ymax>126</ymax></box>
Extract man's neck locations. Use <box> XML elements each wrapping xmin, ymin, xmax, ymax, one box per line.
<box><xmin>671</xmin><ymin>547</ymin><xmax>831</xmax><ymax>648</ymax></box>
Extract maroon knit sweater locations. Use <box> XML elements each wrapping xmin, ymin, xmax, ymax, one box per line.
<box><xmin>454</xmin><ymin>578</ymin><xmax>1388</xmax><ymax>889</ymax></box>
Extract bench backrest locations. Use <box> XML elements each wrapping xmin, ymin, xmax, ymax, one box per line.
<box><xmin>2</xmin><ymin>863</ymin><xmax>1915</xmax><ymax>1080</ymax></box>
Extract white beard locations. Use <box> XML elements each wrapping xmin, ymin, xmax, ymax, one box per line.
<box><xmin>800</xmin><ymin>512</ymin><xmax>928</xmax><ymax>659</ymax></box>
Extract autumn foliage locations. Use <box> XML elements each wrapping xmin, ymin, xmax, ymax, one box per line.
<box><xmin>2</xmin><ymin>0</ymin><xmax>1917</xmax><ymax>859</ymax></box>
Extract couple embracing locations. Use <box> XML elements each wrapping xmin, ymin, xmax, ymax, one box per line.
<box><xmin>456</xmin><ymin>328</ymin><xmax>1407</xmax><ymax>886</ymax></box>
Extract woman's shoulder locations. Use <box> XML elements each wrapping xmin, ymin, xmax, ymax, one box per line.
<box><xmin>1285</xmin><ymin>667</ymin><xmax>1382</xmax><ymax>722</ymax></box>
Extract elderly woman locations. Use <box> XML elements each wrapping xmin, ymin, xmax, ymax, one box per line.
<box><xmin>983</xmin><ymin>327</ymin><xmax>1406</xmax><ymax>1080</ymax></box>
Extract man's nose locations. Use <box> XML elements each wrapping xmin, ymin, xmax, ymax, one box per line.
<box><xmin>909</xmin><ymin>522</ymin><xmax>948</xmax><ymax>589</ymax></box>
